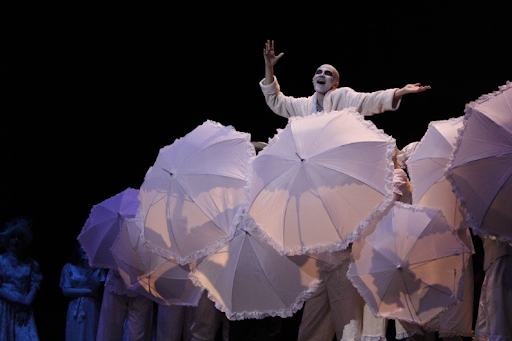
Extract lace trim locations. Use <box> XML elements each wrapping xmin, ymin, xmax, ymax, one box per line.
<box><xmin>347</xmin><ymin>202</ymin><xmax>469</xmax><ymax>325</ymax></box>
<box><xmin>395</xmin><ymin>329</ymin><xmax>423</xmax><ymax>340</ymax></box>
<box><xmin>446</xmin><ymin>80</ymin><xmax>512</xmax><ymax>245</ymax></box>
<box><xmin>245</xmin><ymin>108</ymin><xmax>396</xmax><ymax>256</ymax></box>
<box><xmin>138</xmin><ymin>119</ymin><xmax>254</xmax><ymax>265</ymax></box>
<box><xmin>189</xmin><ymin>270</ymin><xmax>321</xmax><ymax>321</ymax></box>
<box><xmin>406</xmin><ymin>116</ymin><xmax>463</xmax><ymax>210</ymax></box>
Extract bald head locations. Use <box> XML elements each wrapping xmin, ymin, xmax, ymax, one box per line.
<box><xmin>312</xmin><ymin>64</ymin><xmax>340</xmax><ymax>94</ymax></box>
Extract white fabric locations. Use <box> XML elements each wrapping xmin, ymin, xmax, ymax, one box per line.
<box><xmin>408</xmin><ymin>116</ymin><xmax>475</xmax><ymax>337</ymax></box>
<box><xmin>260</xmin><ymin>76</ymin><xmax>399</xmax><ymax>117</ymax></box>
<box><xmin>247</xmin><ymin>109</ymin><xmax>395</xmax><ymax>255</ymax></box>
<box><xmin>397</xmin><ymin>141</ymin><xmax>419</xmax><ymax>169</ymax></box>
<box><xmin>474</xmin><ymin>237</ymin><xmax>512</xmax><ymax>341</ymax></box>
<box><xmin>408</xmin><ymin>117</ymin><xmax>463</xmax><ymax>207</ymax></box>
<box><xmin>139</xmin><ymin>120</ymin><xmax>253</xmax><ymax>265</ymax></box>
<box><xmin>189</xmin><ymin>221</ymin><xmax>320</xmax><ymax>320</ymax></box>
<box><xmin>392</xmin><ymin>169</ymin><xmax>412</xmax><ymax>204</ymax></box>
<box><xmin>447</xmin><ymin>81</ymin><xmax>512</xmax><ymax>244</ymax></box>
<box><xmin>348</xmin><ymin>203</ymin><xmax>471</xmax><ymax>325</ymax></box>
<box><xmin>362</xmin><ymin>170</ymin><xmax>421</xmax><ymax>341</ymax></box>
<box><xmin>361</xmin><ymin>304</ymin><xmax>424</xmax><ymax>341</ymax></box>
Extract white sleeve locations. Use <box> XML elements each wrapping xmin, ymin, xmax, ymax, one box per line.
<box><xmin>259</xmin><ymin>76</ymin><xmax>311</xmax><ymax>118</ymax></box>
<box><xmin>334</xmin><ymin>87</ymin><xmax>399</xmax><ymax>116</ymax></box>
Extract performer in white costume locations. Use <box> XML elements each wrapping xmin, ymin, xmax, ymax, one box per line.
<box><xmin>260</xmin><ymin>40</ymin><xmax>430</xmax><ymax>118</ymax></box>
<box><xmin>260</xmin><ymin>40</ymin><xmax>431</xmax><ymax>341</ymax></box>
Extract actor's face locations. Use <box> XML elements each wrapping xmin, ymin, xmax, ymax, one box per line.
<box><xmin>312</xmin><ymin>65</ymin><xmax>339</xmax><ymax>94</ymax></box>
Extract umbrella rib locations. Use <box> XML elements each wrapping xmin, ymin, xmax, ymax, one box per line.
<box><xmin>356</xmin><ymin>244</ymin><xmax>401</xmax><ymax>276</ymax></box>
<box><xmin>311</xmin><ymin>142</ymin><xmax>388</xmax><ymax>180</ymax></box>
<box><xmin>406</xmin><ymin>259</ymin><xmax>460</xmax><ymax>297</ymax></box>
<box><xmin>174</xmin><ymin>177</ymin><xmax>230</xmax><ymax>236</ymax></box>
<box><xmin>178</xmin><ymin>138</ymin><xmax>247</xmax><ymax>173</ymax></box>
<box><xmin>479</xmin><ymin>165</ymin><xmax>512</xmax><ymax>227</ymax></box>
<box><xmin>397</xmin><ymin>269</ymin><xmax>418</xmax><ymax>322</ymax></box>
<box><xmin>249</xmin><ymin>237</ymin><xmax>289</xmax><ymax>307</ymax></box>
<box><xmin>304</xmin><ymin>112</ymin><xmax>354</xmax><ymax>157</ymax></box>
<box><xmin>298</xmin><ymin>167</ymin><xmax>342</xmax><ymax>241</ymax></box>
<box><xmin>303</xmin><ymin>164</ymin><xmax>374</xmax><ymax>242</ymax></box>
<box><xmin>230</xmin><ymin>235</ymin><xmax>247</xmax><ymax>304</ymax></box>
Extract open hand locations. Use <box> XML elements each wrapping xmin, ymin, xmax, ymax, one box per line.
<box><xmin>263</xmin><ymin>40</ymin><xmax>284</xmax><ymax>67</ymax></box>
<box><xmin>396</xmin><ymin>83</ymin><xmax>431</xmax><ymax>96</ymax></box>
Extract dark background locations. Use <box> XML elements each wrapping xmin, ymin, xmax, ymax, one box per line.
<box><xmin>1</xmin><ymin>3</ymin><xmax>510</xmax><ymax>340</ymax></box>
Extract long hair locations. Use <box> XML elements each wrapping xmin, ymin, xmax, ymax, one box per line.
<box><xmin>0</xmin><ymin>216</ymin><xmax>34</xmax><ymax>250</ymax></box>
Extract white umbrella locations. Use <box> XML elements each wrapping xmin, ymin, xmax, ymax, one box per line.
<box><xmin>447</xmin><ymin>81</ymin><xmax>512</xmax><ymax>244</ymax></box>
<box><xmin>407</xmin><ymin>116</ymin><xmax>475</xmax><ymax>247</ymax></box>
<box><xmin>246</xmin><ymin>108</ymin><xmax>395</xmax><ymax>255</ymax></box>
<box><xmin>189</xmin><ymin>217</ymin><xmax>320</xmax><ymax>321</ymax></box>
<box><xmin>111</xmin><ymin>217</ymin><xmax>203</xmax><ymax>306</ymax></box>
<box><xmin>139</xmin><ymin>120</ymin><xmax>253</xmax><ymax>264</ymax></box>
<box><xmin>406</xmin><ymin>117</ymin><xmax>476</xmax><ymax>333</ymax></box>
<box><xmin>347</xmin><ymin>202</ymin><xmax>471</xmax><ymax>325</ymax></box>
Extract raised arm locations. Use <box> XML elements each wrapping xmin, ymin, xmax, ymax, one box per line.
<box><xmin>263</xmin><ymin>40</ymin><xmax>284</xmax><ymax>85</ymax></box>
<box><xmin>392</xmin><ymin>83</ymin><xmax>431</xmax><ymax>108</ymax></box>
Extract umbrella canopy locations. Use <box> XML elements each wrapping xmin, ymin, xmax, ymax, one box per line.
<box><xmin>78</xmin><ymin>187</ymin><xmax>139</xmax><ymax>269</ymax></box>
<box><xmin>347</xmin><ymin>202</ymin><xmax>471</xmax><ymax>325</ymax></box>
<box><xmin>447</xmin><ymin>81</ymin><xmax>512</xmax><ymax>244</ymax></box>
<box><xmin>111</xmin><ymin>217</ymin><xmax>203</xmax><ymax>306</ymax></box>
<box><xmin>139</xmin><ymin>120</ymin><xmax>253</xmax><ymax>265</ymax></box>
<box><xmin>246</xmin><ymin>108</ymin><xmax>395</xmax><ymax>255</ymax></box>
<box><xmin>407</xmin><ymin>117</ymin><xmax>463</xmax><ymax>210</ymax></box>
<box><xmin>189</xmin><ymin>217</ymin><xmax>320</xmax><ymax>321</ymax></box>
<box><xmin>407</xmin><ymin>117</ymin><xmax>475</xmax><ymax>247</ymax></box>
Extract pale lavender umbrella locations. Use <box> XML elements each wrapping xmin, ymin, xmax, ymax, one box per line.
<box><xmin>447</xmin><ymin>81</ymin><xmax>512</xmax><ymax>244</ymax></box>
<box><xmin>139</xmin><ymin>120</ymin><xmax>253</xmax><ymax>265</ymax></box>
<box><xmin>78</xmin><ymin>187</ymin><xmax>139</xmax><ymax>269</ymax></box>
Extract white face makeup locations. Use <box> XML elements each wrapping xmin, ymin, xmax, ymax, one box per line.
<box><xmin>312</xmin><ymin>64</ymin><xmax>339</xmax><ymax>95</ymax></box>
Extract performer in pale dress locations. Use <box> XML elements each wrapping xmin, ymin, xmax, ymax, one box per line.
<box><xmin>60</xmin><ymin>241</ymin><xmax>106</xmax><ymax>341</ymax></box>
<box><xmin>261</xmin><ymin>40</ymin><xmax>430</xmax><ymax>341</ymax></box>
<box><xmin>0</xmin><ymin>216</ymin><xmax>43</xmax><ymax>341</ymax></box>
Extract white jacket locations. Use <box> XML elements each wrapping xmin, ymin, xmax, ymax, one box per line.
<box><xmin>260</xmin><ymin>76</ymin><xmax>400</xmax><ymax>117</ymax></box>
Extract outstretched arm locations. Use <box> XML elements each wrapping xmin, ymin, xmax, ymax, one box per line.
<box><xmin>392</xmin><ymin>83</ymin><xmax>431</xmax><ymax>108</ymax></box>
<box><xmin>263</xmin><ymin>40</ymin><xmax>284</xmax><ymax>85</ymax></box>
